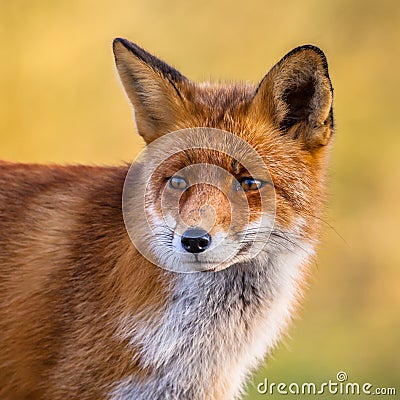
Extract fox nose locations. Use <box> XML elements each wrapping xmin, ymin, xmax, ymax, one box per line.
<box><xmin>181</xmin><ymin>228</ymin><xmax>211</xmax><ymax>254</ymax></box>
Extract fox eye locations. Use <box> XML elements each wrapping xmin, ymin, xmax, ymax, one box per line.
<box><xmin>238</xmin><ymin>177</ymin><xmax>266</xmax><ymax>191</ymax></box>
<box><xmin>169</xmin><ymin>176</ymin><xmax>188</xmax><ymax>190</ymax></box>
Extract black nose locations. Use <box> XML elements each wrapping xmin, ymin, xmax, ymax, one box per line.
<box><xmin>181</xmin><ymin>228</ymin><xmax>211</xmax><ymax>253</ymax></box>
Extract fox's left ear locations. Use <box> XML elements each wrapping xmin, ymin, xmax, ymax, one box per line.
<box><xmin>250</xmin><ymin>45</ymin><xmax>334</xmax><ymax>149</ymax></box>
<box><xmin>113</xmin><ymin>38</ymin><xmax>188</xmax><ymax>144</ymax></box>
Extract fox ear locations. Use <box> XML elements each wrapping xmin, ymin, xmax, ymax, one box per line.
<box><xmin>250</xmin><ymin>45</ymin><xmax>333</xmax><ymax>149</ymax></box>
<box><xmin>113</xmin><ymin>38</ymin><xmax>188</xmax><ymax>144</ymax></box>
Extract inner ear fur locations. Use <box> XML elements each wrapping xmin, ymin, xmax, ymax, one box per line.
<box><xmin>250</xmin><ymin>45</ymin><xmax>334</xmax><ymax>149</ymax></box>
<box><xmin>113</xmin><ymin>38</ymin><xmax>188</xmax><ymax>144</ymax></box>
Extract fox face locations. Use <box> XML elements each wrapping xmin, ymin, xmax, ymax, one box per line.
<box><xmin>123</xmin><ymin>128</ymin><xmax>276</xmax><ymax>272</ymax></box>
<box><xmin>114</xmin><ymin>38</ymin><xmax>334</xmax><ymax>274</ymax></box>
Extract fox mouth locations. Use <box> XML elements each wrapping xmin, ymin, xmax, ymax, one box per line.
<box><xmin>177</xmin><ymin>253</ymin><xmax>233</xmax><ymax>272</ymax></box>
<box><xmin>183</xmin><ymin>260</ymin><xmax>230</xmax><ymax>273</ymax></box>
<box><xmin>183</xmin><ymin>261</ymin><xmax>217</xmax><ymax>272</ymax></box>
<box><xmin>175</xmin><ymin>241</ymin><xmax>255</xmax><ymax>272</ymax></box>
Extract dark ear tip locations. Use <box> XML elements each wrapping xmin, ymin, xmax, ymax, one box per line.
<box><xmin>113</xmin><ymin>37</ymin><xmax>142</xmax><ymax>56</ymax></box>
<box><xmin>112</xmin><ymin>38</ymin><xmax>160</xmax><ymax>69</ymax></box>
<box><xmin>281</xmin><ymin>44</ymin><xmax>330</xmax><ymax>76</ymax></box>
<box><xmin>113</xmin><ymin>37</ymin><xmax>132</xmax><ymax>50</ymax></box>
<box><xmin>292</xmin><ymin>44</ymin><xmax>327</xmax><ymax>57</ymax></box>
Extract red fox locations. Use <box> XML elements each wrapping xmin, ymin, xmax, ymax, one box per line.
<box><xmin>0</xmin><ymin>38</ymin><xmax>334</xmax><ymax>399</ymax></box>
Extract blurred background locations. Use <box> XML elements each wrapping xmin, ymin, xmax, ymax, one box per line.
<box><xmin>1</xmin><ymin>0</ymin><xmax>399</xmax><ymax>398</ymax></box>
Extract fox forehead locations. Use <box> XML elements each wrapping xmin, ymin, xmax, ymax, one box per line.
<box><xmin>167</xmin><ymin>82</ymin><xmax>279</xmax><ymax>141</ymax></box>
<box><xmin>138</xmin><ymin>79</ymin><xmax>313</xmax><ymax>174</ymax></box>
<box><xmin>153</xmin><ymin>148</ymin><xmax>253</xmax><ymax>179</ymax></box>
<box><xmin>180</xmin><ymin>82</ymin><xmax>255</xmax><ymax>121</ymax></box>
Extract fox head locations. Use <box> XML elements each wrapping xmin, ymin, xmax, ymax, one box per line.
<box><xmin>113</xmin><ymin>38</ymin><xmax>334</xmax><ymax>273</ymax></box>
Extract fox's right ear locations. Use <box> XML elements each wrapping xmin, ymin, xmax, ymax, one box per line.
<box><xmin>249</xmin><ymin>45</ymin><xmax>334</xmax><ymax>150</ymax></box>
<box><xmin>113</xmin><ymin>38</ymin><xmax>188</xmax><ymax>144</ymax></box>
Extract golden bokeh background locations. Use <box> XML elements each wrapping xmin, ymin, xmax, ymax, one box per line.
<box><xmin>1</xmin><ymin>0</ymin><xmax>399</xmax><ymax>398</ymax></box>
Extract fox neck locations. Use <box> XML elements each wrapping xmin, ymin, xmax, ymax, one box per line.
<box><xmin>112</xmin><ymin>242</ymin><xmax>312</xmax><ymax>400</ymax></box>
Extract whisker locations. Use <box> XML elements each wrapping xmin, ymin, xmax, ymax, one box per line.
<box><xmin>300</xmin><ymin>210</ymin><xmax>348</xmax><ymax>247</ymax></box>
